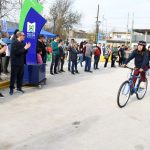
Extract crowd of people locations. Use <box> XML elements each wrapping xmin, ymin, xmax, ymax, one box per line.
<box><xmin>0</xmin><ymin>29</ymin><xmax>150</xmax><ymax>98</ymax></box>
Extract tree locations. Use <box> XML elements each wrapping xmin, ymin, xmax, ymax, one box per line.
<box><xmin>0</xmin><ymin>0</ymin><xmax>19</xmax><ymax>19</ymax></box>
<box><xmin>48</xmin><ymin>0</ymin><xmax>81</xmax><ymax>36</ymax></box>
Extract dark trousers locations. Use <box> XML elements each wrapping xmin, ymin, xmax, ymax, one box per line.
<box><xmin>71</xmin><ymin>60</ymin><xmax>77</xmax><ymax>73</ymax></box>
<box><xmin>104</xmin><ymin>57</ymin><xmax>109</xmax><ymax>68</ymax></box>
<box><xmin>111</xmin><ymin>56</ymin><xmax>116</xmax><ymax>67</ymax></box>
<box><xmin>85</xmin><ymin>57</ymin><xmax>91</xmax><ymax>71</ymax></box>
<box><xmin>42</xmin><ymin>54</ymin><xmax>46</xmax><ymax>64</ymax></box>
<box><xmin>10</xmin><ymin>65</ymin><xmax>24</xmax><ymax>90</ymax></box>
<box><xmin>94</xmin><ymin>56</ymin><xmax>100</xmax><ymax>69</ymax></box>
<box><xmin>68</xmin><ymin>57</ymin><xmax>71</xmax><ymax>71</ymax></box>
<box><xmin>4</xmin><ymin>56</ymin><xmax>10</xmax><ymax>73</ymax></box>
<box><xmin>60</xmin><ymin>58</ymin><xmax>65</xmax><ymax>70</ymax></box>
<box><xmin>118</xmin><ymin>57</ymin><xmax>123</xmax><ymax>66</ymax></box>
<box><xmin>50</xmin><ymin>54</ymin><xmax>59</xmax><ymax>73</ymax></box>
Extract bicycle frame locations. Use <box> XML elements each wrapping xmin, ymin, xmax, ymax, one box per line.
<box><xmin>128</xmin><ymin>68</ymin><xmax>141</xmax><ymax>94</ymax></box>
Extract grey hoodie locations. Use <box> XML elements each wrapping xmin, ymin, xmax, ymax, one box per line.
<box><xmin>85</xmin><ymin>43</ymin><xmax>93</xmax><ymax>57</ymax></box>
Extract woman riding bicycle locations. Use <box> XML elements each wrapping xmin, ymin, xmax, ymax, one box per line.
<box><xmin>123</xmin><ymin>41</ymin><xmax>149</xmax><ymax>87</ymax></box>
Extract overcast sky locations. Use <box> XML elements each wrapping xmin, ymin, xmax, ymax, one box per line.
<box><xmin>43</xmin><ymin>0</ymin><xmax>150</xmax><ymax>32</ymax></box>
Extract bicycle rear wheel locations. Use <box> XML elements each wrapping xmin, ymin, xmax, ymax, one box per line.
<box><xmin>136</xmin><ymin>79</ymin><xmax>148</xmax><ymax>100</ymax></box>
<box><xmin>117</xmin><ymin>81</ymin><xmax>131</xmax><ymax>108</ymax></box>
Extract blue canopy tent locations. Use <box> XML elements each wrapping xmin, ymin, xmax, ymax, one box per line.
<box><xmin>40</xmin><ymin>30</ymin><xmax>56</xmax><ymax>38</ymax></box>
<box><xmin>6</xmin><ymin>28</ymin><xmax>56</xmax><ymax>38</ymax></box>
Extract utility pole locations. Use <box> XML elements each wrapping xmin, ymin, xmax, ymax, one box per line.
<box><xmin>130</xmin><ymin>13</ymin><xmax>134</xmax><ymax>48</ymax></box>
<box><xmin>125</xmin><ymin>13</ymin><xmax>129</xmax><ymax>46</ymax></box>
<box><xmin>95</xmin><ymin>4</ymin><xmax>100</xmax><ymax>44</ymax></box>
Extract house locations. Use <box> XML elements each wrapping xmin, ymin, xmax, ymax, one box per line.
<box><xmin>68</xmin><ymin>29</ymin><xmax>88</xmax><ymax>43</ymax></box>
<box><xmin>132</xmin><ymin>28</ymin><xmax>150</xmax><ymax>48</ymax></box>
<box><xmin>106</xmin><ymin>31</ymin><xmax>131</xmax><ymax>46</ymax></box>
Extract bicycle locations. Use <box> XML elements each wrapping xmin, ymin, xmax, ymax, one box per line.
<box><xmin>117</xmin><ymin>66</ymin><xmax>148</xmax><ymax>108</ymax></box>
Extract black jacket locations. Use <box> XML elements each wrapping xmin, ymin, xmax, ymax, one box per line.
<box><xmin>11</xmin><ymin>39</ymin><xmax>26</xmax><ymax>66</ymax></box>
<box><xmin>59</xmin><ymin>46</ymin><xmax>65</xmax><ymax>58</ymax></box>
<box><xmin>148</xmin><ymin>51</ymin><xmax>150</xmax><ymax>60</ymax></box>
<box><xmin>70</xmin><ymin>47</ymin><xmax>78</xmax><ymax>61</ymax></box>
<box><xmin>37</xmin><ymin>40</ymin><xmax>46</xmax><ymax>56</ymax></box>
<box><xmin>125</xmin><ymin>50</ymin><xmax>149</xmax><ymax>69</ymax></box>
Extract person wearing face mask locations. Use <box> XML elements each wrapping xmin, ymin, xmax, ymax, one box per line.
<box><xmin>123</xmin><ymin>41</ymin><xmax>149</xmax><ymax>88</ymax></box>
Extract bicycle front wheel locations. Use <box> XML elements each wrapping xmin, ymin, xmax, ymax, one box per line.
<box><xmin>136</xmin><ymin>79</ymin><xmax>148</xmax><ymax>100</ymax></box>
<box><xmin>117</xmin><ymin>81</ymin><xmax>131</xmax><ymax>108</ymax></box>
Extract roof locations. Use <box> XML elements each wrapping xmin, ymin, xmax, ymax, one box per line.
<box><xmin>111</xmin><ymin>31</ymin><xmax>131</xmax><ymax>34</ymax></box>
<box><xmin>106</xmin><ymin>39</ymin><xmax>130</xmax><ymax>43</ymax></box>
<box><xmin>133</xmin><ymin>29</ymin><xmax>150</xmax><ymax>34</ymax></box>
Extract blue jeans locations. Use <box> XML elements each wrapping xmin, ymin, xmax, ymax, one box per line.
<box><xmin>77</xmin><ymin>54</ymin><xmax>83</xmax><ymax>67</ymax></box>
<box><xmin>85</xmin><ymin>57</ymin><xmax>91</xmax><ymax>71</ymax></box>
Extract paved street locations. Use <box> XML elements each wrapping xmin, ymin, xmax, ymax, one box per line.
<box><xmin>0</xmin><ymin>63</ymin><xmax>150</xmax><ymax>150</ymax></box>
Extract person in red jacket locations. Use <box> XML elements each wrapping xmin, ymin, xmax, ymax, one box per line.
<box><xmin>94</xmin><ymin>43</ymin><xmax>101</xmax><ymax>69</ymax></box>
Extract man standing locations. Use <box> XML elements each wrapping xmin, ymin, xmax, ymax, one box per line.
<box><xmin>10</xmin><ymin>31</ymin><xmax>31</xmax><ymax>95</ymax></box>
<box><xmin>68</xmin><ymin>39</ymin><xmax>75</xmax><ymax>71</ymax></box>
<box><xmin>59</xmin><ymin>40</ymin><xmax>65</xmax><ymax>72</ymax></box>
<box><xmin>50</xmin><ymin>35</ymin><xmax>60</xmax><ymax>75</ymax></box>
<box><xmin>85</xmin><ymin>41</ymin><xmax>93</xmax><ymax>73</ymax></box>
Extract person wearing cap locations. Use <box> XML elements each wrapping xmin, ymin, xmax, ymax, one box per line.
<box><xmin>123</xmin><ymin>41</ymin><xmax>149</xmax><ymax>87</ymax></box>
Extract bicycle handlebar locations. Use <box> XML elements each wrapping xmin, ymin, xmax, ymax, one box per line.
<box><xmin>123</xmin><ymin>65</ymin><xmax>147</xmax><ymax>73</ymax></box>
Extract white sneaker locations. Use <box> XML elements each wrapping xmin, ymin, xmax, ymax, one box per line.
<box><xmin>140</xmin><ymin>82</ymin><xmax>145</xmax><ymax>89</ymax></box>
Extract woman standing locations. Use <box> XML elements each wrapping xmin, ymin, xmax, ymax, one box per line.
<box><xmin>104</xmin><ymin>44</ymin><xmax>112</xmax><ymax>68</ymax></box>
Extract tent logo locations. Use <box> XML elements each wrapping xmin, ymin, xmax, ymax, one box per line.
<box><xmin>27</xmin><ymin>22</ymin><xmax>36</xmax><ymax>33</ymax></box>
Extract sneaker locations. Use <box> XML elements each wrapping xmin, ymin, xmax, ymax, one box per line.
<box><xmin>76</xmin><ymin>71</ymin><xmax>79</xmax><ymax>74</ymax></box>
<box><xmin>0</xmin><ymin>93</ymin><xmax>5</xmax><ymax>98</ymax></box>
<box><xmin>88</xmin><ymin>71</ymin><xmax>93</xmax><ymax>73</ymax></box>
<box><xmin>54</xmin><ymin>72</ymin><xmax>58</xmax><ymax>74</ymax></box>
<box><xmin>140</xmin><ymin>82</ymin><xmax>145</xmax><ymax>89</ymax></box>
<box><xmin>60</xmin><ymin>70</ymin><xmax>65</xmax><ymax>72</ymax></box>
<box><xmin>50</xmin><ymin>72</ymin><xmax>54</xmax><ymax>75</ymax></box>
<box><xmin>16</xmin><ymin>89</ymin><xmax>25</xmax><ymax>94</ymax></box>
